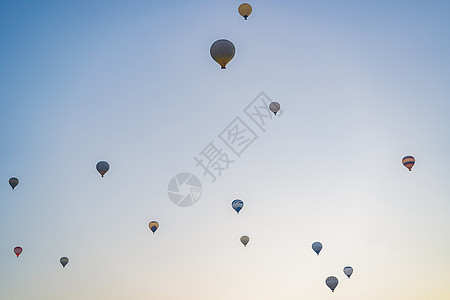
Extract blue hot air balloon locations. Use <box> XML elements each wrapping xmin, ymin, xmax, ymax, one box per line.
<box><xmin>232</xmin><ymin>199</ymin><xmax>244</xmax><ymax>214</ymax></box>
<box><xmin>312</xmin><ymin>242</ymin><xmax>322</xmax><ymax>255</ymax></box>
<box><xmin>96</xmin><ymin>161</ymin><xmax>110</xmax><ymax>177</ymax></box>
<box><xmin>326</xmin><ymin>276</ymin><xmax>339</xmax><ymax>292</ymax></box>
<box><xmin>343</xmin><ymin>266</ymin><xmax>353</xmax><ymax>278</ymax></box>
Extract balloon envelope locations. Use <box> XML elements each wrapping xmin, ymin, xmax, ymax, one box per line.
<box><xmin>14</xmin><ymin>246</ymin><xmax>22</xmax><ymax>257</ymax></box>
<box><xmin>210</xmin><ymin>39</ymin><xmax>235</xmax><ymax>69</ymax></box>
<box><xmin>96</xmin><ymin>161</ymin><xmax>110</xmax><ymax>177</ymax></box>
<box><xmin>326</xmin><ymin>276</ymin><xmax>339</xmax><ymax>292</ymax></box>
<box><xmin>238</xmin><ymin>3</ymin><xmax>252</xmax><ymax>20</ymax></box>
<box><xmin>232</xmin><ymin>199</ymin><xmax>244</xmax><ymax>214</ymax></box>
<box><xmin>240</xmin><ymin>235</ymin><xmax>249</xmax><ymax>247</ymax></box>
<box><xmin>60</xmin><ymin>257</ymin><xmax>69</xmax><ymax>268</ymax></box>
<box><xmin>402</xmin><ymin>156</ymin><xmax>415</xmax><ymax>171</ymax></box>
<box><xmin>343</xmin><ymin>266</ymin><xmax>353</xmax><ymax>278</ymax></box>
<box><xmin>312</xmin><ymin>242</ymin><xmax>322</xmax><ymax>255</ymax></box>
<box><xmin>149</xmin><ymin>221</ymin><xmax>159</xmax><ymax>234</ymax></box>
<box><xmin>269</xmin><ymin>102</ymin><xmax>280</xmax><ymax>115</ymax></box>
<box><xmin>9</xmin><ymin>177</ymin><xmax>19</xmax><ymax>190</ymax></box>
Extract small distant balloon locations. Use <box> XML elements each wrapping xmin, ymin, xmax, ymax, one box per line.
<box><xmin>238</xmin><ymin>3</ymin><xmax>252</xmax><ymax>20</ymax></box>
<box><xmin>14</xmin><ymin>246</ymin><xmax>22</xmax><ymax>257</ymax></box>
<box><xmin>343</xmin><ymin>266</ymin><xmax>353</xmax><ymax>278</ymax></box>
<box><xmin>60</xmin><ymin>257</ymin><xmax>69</xmax><ymax>268</ymax></box>
<box><xmin>96</xmin><ymin>161</ymin><xmax>110</xmax><ymax>177</ymax></box>
<box><xmin>269</xmin><ymin>102</ymin><xmax>280</xmax><ymax>115</ymax></box>
<box><xmin>9</xmin><ymin>177</ymin><xmax>19</xmax><ymax>190</ymax></box>
<box><xmin>402</xmin><ymin>156</ymin><xmax>415</xmax><ymax>171</ymax></box>
<box><xmin>232</xmin><ymin>199</ymin><xmax>244</xmax><ymax>214</ymax></box>
<box><xmin>210</xmin><ymin>39</ymin><xmax>235</xmax><ymax>69</ymax></box>
<box><xmin>149</xmin><ymin>221</ymin><xmax>159</xmax><ymax>234</ymax></box>
<box><xmin>312</xmin><ymin>242</ymin><xmax>322</xmax><ymax>255</ymax></box>
<box><xmin>326</xmin><ymin>276</ymin><xmax>339</xmax><ymax>292</ymax></box>
<box><xmin>240</xmin><ymin>235</ymin><xmax>249</xmax><ymax>247</ymax></box>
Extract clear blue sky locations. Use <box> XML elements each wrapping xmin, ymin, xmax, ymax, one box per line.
<box><xmin>1</xmin><ymin>1</ymin><xmax>450</xmax><ymax>299</ymax></box>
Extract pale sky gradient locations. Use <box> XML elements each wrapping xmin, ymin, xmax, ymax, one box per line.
<box><xmin>1</xmin><ymin>1</ymin><xmax>450</xmax><ymax>299</ymax></box>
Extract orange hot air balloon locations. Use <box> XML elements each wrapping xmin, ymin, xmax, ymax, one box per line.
<box><xmin>238</xmin><ymin>3</ymin><xmax>252</xmax><ymax>20</ymax></box>
<box><xmin>14</xmin><ymin>246</ymin><xmax>23</xmax><ymax>257</ymax></box>
<box><xmin>402</xmin><ymin>156</ymin><xmax>415</xmax><ymax>171</ymax></box>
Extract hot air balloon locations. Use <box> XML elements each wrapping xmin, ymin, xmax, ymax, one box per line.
<box><xmin>60</xmin><ymin>257</ymin><xmax>69</xmax><ymax>268</ymax></box>
<box><xmin>240</xmin><ymin>235</ymin><xmax>249</xmax><ymax>247</ymax></box>
<box><xmin>312</xmin><ymin>242</ymin><xmax>322</xmax><ymax>255</ymax></box>
<box><xmin>269</xmin><ymin>102</ymin><xmax>280</xmax><ymax>115</ymax></box>
<box><xmin>14</xmin><ymin>246</ymin><xmax>22</xmax><ymax>257</ymax></box>
<box><xmin>343</xmin><ymin>266</ymin><xmax>353</xmax><ymax>278</ymax></box>
<box><xmin>326</xmin><ymin>276</ymin><xmax>339</xmax><ymax>292</ymax></box>
<box><xmin>402</xmin><ymin>156</ymin><xmax>415</xmax><ymax>171</ymax></box>
<box><xmin>232</xmin><ymin>199</ymin><xmax>244</xmax><ymax>214</ymax></box>
<box><xmin>238</xmin><ymin>3</ymin><xmax>252</xmax><ymax>20</ymax></box>
<box><xmin>149</xmin><ymin>221</ymin><xmax>159</xmax><ymax>234</ymax></box>
<box><xmin>210</xmin><ymin>39</ymin><xmax>235</xmax><ymax>69</ymax></box>
<box><xmin>9</xmin><ymin>177</ymin><xmax>19</xmax><ymax>190</ymax></box>
<box><xmin>96</xmin><ymin>161</ymin><xmax>110</xmax><ymax>177</ymax></box>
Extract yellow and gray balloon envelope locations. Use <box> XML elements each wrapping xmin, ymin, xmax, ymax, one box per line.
<box><xmin>238</xmin><ymin>3</ymin><xmax>252</xmax><ymax>20</ymax></box>
<box><xmin>326</xmin><ymin>276</ymin><xmax>338</xmax><ymax>292</ymax></box>
<box><xmin>312</xmin><ymin>241</ymin><xmax>322</xmax><ymax>255</ymax></box>
<box><xmin>96</xmin><ymin>161</ymin><xmax>110</xmax><ymax>177</ymax></box>
<box><xmin>9</xmin><ymin>177</ymin><xmax>19</xmax><ymax>190</ymax></box>
<box><xmin>60</xmin><ymin>257</ymin><xmax>69</xmax><ymax>268</ymax></box>
<box><xmin>240</xmin><ymin>235</ymin><xmax>249</xmax><ymax>247</ymax></box>
<box><xmin>210</xmin><ymin>39</ymin><xmax>235</xmax><ymax>69</ymax></box>
<box><xmin>269</xmin><ymin>102</ymin><xmax>280</xmax><ymax>115</ymax></box>
<box><xmin>343</xmin><ymin>266</ymin><xmax>353</xmax><ymax>278</ymax></box>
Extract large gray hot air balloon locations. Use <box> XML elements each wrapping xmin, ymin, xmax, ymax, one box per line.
<box><xmin>240</xmin><ymin>235</ymin><xmax>249</xmax><ymax>247</ymax></box>
<box><xmin>60</xmin><ymin>257</ymin><xmax>69</xmax><ymax>268</ymax></box>
<box><xmin>96</xmin><ymin>161</ymin><xmax>110</xmax><ymax>177</ymax></box>
<box><xmin>326</xmin><ymin>276</ymin><xmax>339</xmax><ymax>292</ymax></box>
<box><xmin>343</xmin><ymin>266</ymin><xmax>353</xmax><ymax>278</ymax></box>
<box><xmin>9</xmin><ymin>177</ymin><xmax>19</xmax><ymax>190</ymax></box>
<box><xmin>210</xmin><ymin>39</ymin><xmax>235</xmax><ymax>69</ymax></box>
<box><xmin>312</xmin><ymin>242</ymin><xmax>322</xmax><ymax>255</ymax></box>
